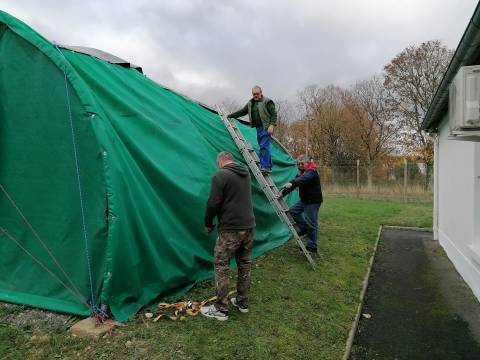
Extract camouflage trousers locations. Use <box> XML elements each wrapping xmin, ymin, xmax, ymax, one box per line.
<box><xmin>214</xmin><ymin>229</ymin><xmax>253</xmax><ymax>313</ymax></box>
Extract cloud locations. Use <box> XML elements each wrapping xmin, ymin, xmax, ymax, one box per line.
<box><xmin>1</xmin><ymin>0</ymin><xmax>478</xmax><ymax>105</ymax></box>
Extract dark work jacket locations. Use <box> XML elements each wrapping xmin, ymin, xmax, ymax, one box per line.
<box><xmin>281</xmin><ymin>169</ymin><xmax>323</xmax><ymax>204</ymax></box>
<box><xmin>204</xmin><ymin>163</ymin><xmax>256</xmax><ymax>230</ymax></box>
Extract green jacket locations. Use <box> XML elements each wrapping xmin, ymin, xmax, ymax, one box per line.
<box><xmin>228</xmin><ymin>96</ymin><xmax>277</xmax><ymax>128</ymax></box>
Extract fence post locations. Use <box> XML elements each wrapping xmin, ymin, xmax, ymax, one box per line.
<box><xmin>403</xmin><ymin>158</ymin><xmax>408</xmax><ymax>203</ymax></box>
<box><xmin>356</xmin><ymin>159</ymin><xmax>360</xmax><ymax>198</ymax></box>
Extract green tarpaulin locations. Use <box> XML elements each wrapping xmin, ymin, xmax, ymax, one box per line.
<box><xmin>0</xmin><ymin>11</ymin><xmax>298</xmax><ymax>321</ymax></box>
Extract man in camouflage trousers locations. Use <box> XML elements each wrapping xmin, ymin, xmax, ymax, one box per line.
<box><xmin>201</xmin><ymin>151</ymin><xmax>256</xmax><ymax>321</ymax></box>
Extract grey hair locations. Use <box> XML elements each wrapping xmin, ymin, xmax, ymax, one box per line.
<box><xmin>217</xmin><ymin>151</ymin><xmax>233</xmax><ymax>163</ymax></box>
<box><xmin>252</xmin><ymin>85</ymin><xmax>262</xmax><ymax>93</ymax></box>
<box><xmin>297</xmin><ymin>154</ymin><xmax>309</xmax><ymax>162</ymax></box>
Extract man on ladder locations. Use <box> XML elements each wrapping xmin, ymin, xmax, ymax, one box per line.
<box><xmin>228</xmin><ymin>85</ymin><xmax>277</xmax><ymax>174</ymax></box>
<box><xmin>278</xmin><ymin>155</ymin><xmax>323</xmax><ymax>254</ymax></box>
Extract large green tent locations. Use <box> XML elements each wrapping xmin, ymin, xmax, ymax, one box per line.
<box><xmin>0</xmin><ymin>11</ymin><xmax>298</xmax><ymax>321</ymax></box>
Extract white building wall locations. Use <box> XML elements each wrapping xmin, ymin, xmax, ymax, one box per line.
<box><xmin>437</xmin><ymin>116</ymin><xmax>480</xmax><ymax>301</ymax></box>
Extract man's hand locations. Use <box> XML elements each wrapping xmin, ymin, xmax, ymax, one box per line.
<box><xmin>283</xmin><ymin>182</ymin><xmax>293</xmax><ymax>189</ymax></box>
<box><xmin>204</xmin><ymin>225</ymin><xmax>216</xmax><ymax>235</ymax></box>
<box><xmin>277</xmin><ymin>192</ymin><xmax>284</xmax><ymax>199</ymax></box>
<box><xmin>267</xmin><ymin>125</ymin><xmax>274</xmax><ymax>134</ymax></box>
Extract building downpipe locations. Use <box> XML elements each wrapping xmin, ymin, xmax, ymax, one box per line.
<box><xmin>433</xmin><ymin>133</ymin><xmax>440</xmax><ymax>240</ymax></box>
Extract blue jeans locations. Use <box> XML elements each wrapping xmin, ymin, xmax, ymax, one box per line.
<box><xmin>256</xmin><ymin>127</ymin><xmax>272</xmax><ymax>169</ymax></box>
<box><xmin>288</xmin><ymin>201</ymin><xmax>321</xmax><ymax>249</ymax></box>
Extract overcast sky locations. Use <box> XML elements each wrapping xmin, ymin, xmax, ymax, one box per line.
<box><xmin>2</xmin><ymin>0</ymin><xmax>478</xmax><ymax>105</ymax></box>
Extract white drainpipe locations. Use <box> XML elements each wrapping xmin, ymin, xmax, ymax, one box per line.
<box><xmin>433</xmin><ymin>133</ymin><xmax>440</xmax><ymax>240</ymax></box>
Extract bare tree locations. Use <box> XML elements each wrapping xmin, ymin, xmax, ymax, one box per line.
<box><xmin>384</xmin><ymin>40</ymin><xmax>453</xmax><ymax>179</ymax></box>
<box><xmin>274</xmin><ymin>99</ymin><xmax>297</xmax><ymax>147</ymax></box>
<box><xmin>344</xmin><ymin>75</ymin><xmax>400</xmax><ymax>188</ymax></box>
<box><xmin>218</xmin><ymin>97</ymin><xmax>241</xmax><ymax>114</ymax></box>
<box><xmin>298</xmin><ymin>85</ymin><xmax>361</xmax><ymax>165</ymax></box>
<box><xmin>283</xmin><ymin>120</ymin><xmax>308</xmax><ymax>157</ymax></box>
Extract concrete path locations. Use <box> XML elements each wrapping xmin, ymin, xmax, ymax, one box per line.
<box><xmin>350</xmin><ymin>228</ymin><xmax>480</xmax><ymax>360</ymax></box>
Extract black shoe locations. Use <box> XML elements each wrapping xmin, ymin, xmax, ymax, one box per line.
<box><xmin>297</xmin><ymin>229</ymin><xmax>308</xmax><ymax>236</ymax></box>
<box><xmin>230</xmin><ymin>297</ymin><xmax>249</xmax><ymax>313</ymax></box>
<box><xmin>305</xmin><ymin>246</ymin><xmax>318</xmax><ymax>254</ymax></box>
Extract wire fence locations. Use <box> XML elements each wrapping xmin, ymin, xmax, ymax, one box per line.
<box><xmin>316</xmin><ymin>160</ymin><xmax>433</xmax><ymax>202</ymax></box>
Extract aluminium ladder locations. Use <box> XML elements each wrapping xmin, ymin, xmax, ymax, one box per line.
<box><xmin>216</xmin><ymin>106</ymin><xmax>316</xmax><ymax>269</ymax></box>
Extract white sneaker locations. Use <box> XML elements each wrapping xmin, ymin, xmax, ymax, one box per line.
<box><xmin>230</xmin><ymin>297</ymin><xmax>249</xmax><ymax>313</ymax></box>
<box><xmin>200</xmin><ymin>304</ymin><xmax>228</xmax><ymax>321</ymax></box>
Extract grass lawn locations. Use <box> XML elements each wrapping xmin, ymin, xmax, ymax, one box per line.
<box><xmin>0</xmin><ymin>197</ymin><xmax>432</xmax><ymax>360</ymax></box>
